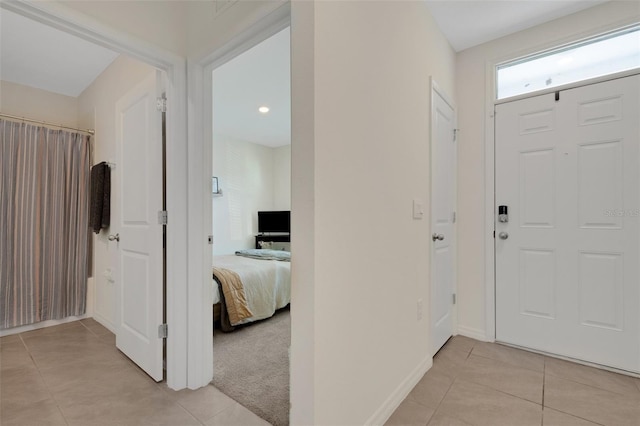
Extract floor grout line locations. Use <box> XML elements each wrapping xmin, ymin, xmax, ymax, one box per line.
<box><xmin>544</xmin><ymin>370</ymin><xmax>640</xmax><ymax>397</ymax></box>
<box><xmin>541</xmin><ymin>405</ymin><xmax>608</xmax><ymax>426</ymax></box>
<box><xmin>541</xmin><ymin>357</ymin><xmax>546</xmax><ymax>426</ymax></box>
<box><xmin>20</xmin><ymin>331</ymin><xmax>71</xmax><ymax>426</ymax></box>
<box><xmin>425</xmin><ymin>342</ymin><xmax>474</xmax><ymax>426</ymax></box>
<box><xmin>77</xmin><ymin>318</ymin><xmax>100</xmax><ymax>337</ymax></box>
<box><xmin>542</xmin><ymin>356</ymin><xmax>546</xmax><ymax>407</ymax></box>
<box><xmin>391</xmin><ymin>337</ymin><xmax>640</xmax><ymax>426</ymax></box>
<box><xmin>2</xmin><ymin>322</ymin><xmax>261</xmax><ymax>426</ymax></box>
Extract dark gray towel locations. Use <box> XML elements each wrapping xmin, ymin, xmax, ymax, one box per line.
<box><xmin>101</xmin><ymin>165</ymin><xmax>110</xmax><ymax>229</ymax></box>
<box><xmin>90</xmin><ymin>162</ymin><xmax>110</xmax><ymax>234</ymax></box>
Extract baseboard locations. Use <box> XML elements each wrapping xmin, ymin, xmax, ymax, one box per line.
<box><xmin>0</xmin><ymin>315</ymin><xmax>89</xmax><ymax>337</ymax></box>
<box><xmin>92</xmin><ymin>313</ymin><xmax>117</xmax><ymax>335</ymax></box>
<box><xmin>366</xmin><ymin>355</ymin><xmax>432</xmax><ymax>426</ymax></box>
<box><xmin>456</xmin><ymin>325</ymin><xmax>489</xmax><ymax>342</ymax></box>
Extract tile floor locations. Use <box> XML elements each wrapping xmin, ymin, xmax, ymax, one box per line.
<box><xmin>4</xmin><ymin>323</ymin><xmax>640</xmax><ymax>426</ymax></box>
<box><xmin>386</xmin><ymin>336</ymin><xmax>640</xmax><ymax>426</ymax></box>
<box><xmin>0</xmin><ymin>319</ymin><xmax>269</xmax><ymax>426</ymax></box>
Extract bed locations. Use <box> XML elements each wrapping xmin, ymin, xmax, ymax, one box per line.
<box><xmin>212</xmin><ymin>249</ymin><xmax>290</xmax><ymax>332</ymax></box>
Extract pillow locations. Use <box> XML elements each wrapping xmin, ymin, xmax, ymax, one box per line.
<box><xmin>258</xmin><ymin>241</ymin><xmax>273</xmax><ymax>249</ymax></box>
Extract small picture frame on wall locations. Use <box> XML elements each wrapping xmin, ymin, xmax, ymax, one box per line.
<box><xmin>212</xmin><ymin>177</ymin><xmax>222</xmax><ymax>195</ymax></box>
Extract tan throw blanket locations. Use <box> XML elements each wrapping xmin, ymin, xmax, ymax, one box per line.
<box><xmin>213</xmin><ymin>267</ymin><xmax>253</xmax><ymax>325</ymax></box>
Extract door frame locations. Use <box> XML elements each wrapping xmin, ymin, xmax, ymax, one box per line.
<box><xmin>186</xmin><ymin>2</ymin><xmax>291</xmax><ymax>388</ymax></box>
<box><xmin>429</xmin><ymin>78</ymin><xmax>458</xmax><ymax>355</ymax></box>
<box><xmin>1</xmin><ymin>0</ymin><xmax>190</xmax><ymax>389</ymax></box>
<box><xmin>485</xmin><ymin>63</ymin><xmax>640</xmax><ymax>344</ymax></box>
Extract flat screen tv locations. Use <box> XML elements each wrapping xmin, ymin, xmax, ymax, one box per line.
<box><xmin>258</xmin><ymin>211</ymin><xmax>290</xmax><ymax>234</ymax></box>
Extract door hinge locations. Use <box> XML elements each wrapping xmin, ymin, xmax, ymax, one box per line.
<box><xmin>453</xmin><ymin>128</ymin><xmax>459</xmax><ymax>141</ymax></box>
<box><xmin>453</xmin><ymin>294</ymin><xmax>457</xmax><ymax>305</ymax></box>
<box><xmin>452</xmin><ymin>211</ymin><xmax>456</xmax><ymax>223</ymax></box>
<box><xmin>158</xmin><ymin>210</ymin><xmax>168</xmax><ymax>225</ymax></box>
<box><xmin>156</xmin><ymin>97</ymin><xmax>167</xmax><ymax>113</ymax></box>
<box><xmin>158</xmin><ymin>323</ymin><xmax>168</xmax><ymax>339</ymax></box>
<box><xmin>493</xmin><ymin>230</ymin><xmax>495</xmax><ymax>238</ymax></box>
<box><xmin>208</xmin><ymin>235</ymin><xmax>213</xmax><ymax>245</ymax></box>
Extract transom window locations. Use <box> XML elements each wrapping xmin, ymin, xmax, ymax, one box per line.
<box><xmin>496</xmin><ymin>25</ymin><xmax>640</xmax><ymax>100</ymax></box>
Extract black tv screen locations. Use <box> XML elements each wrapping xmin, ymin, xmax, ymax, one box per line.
<box><xmin>258</xmin><ymin>211</ymin><xmax>290</xmax><ymax>233</ymax></box>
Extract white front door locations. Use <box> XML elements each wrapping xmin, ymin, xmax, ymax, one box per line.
<box><xmin>431</xmin><ymin>83</ymin><xmax>456</xmax><ymax>355</ymax></box>
<box><xmin>495</xmin><ymin>74</ymin><xmax>639</xmax><ymax>373</ymax></box>
<box><xmin>114</xmin><ymin>71</ymin><xmax>164</xmax><ymax>381</ymax></box>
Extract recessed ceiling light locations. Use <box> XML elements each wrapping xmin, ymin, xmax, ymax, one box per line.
<box><xmin>258</xmin><ymin>106</ymin><xmax>270</xmax><ymax>114</ymax></box>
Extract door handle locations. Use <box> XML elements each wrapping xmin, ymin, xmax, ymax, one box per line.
<box><xmin>432</xmin><ymin>233</ymin><xmax>445</xmax><ymax>241</ymax></box>
<box><xmin>108</xmin><ymin>233</ymin><xmax>120</xmax><ymax>242</ymax></box>
<box><xmin>498</xmin><ymin>232</ymin><xmax>509</xmax><ymax>240</ymax></box>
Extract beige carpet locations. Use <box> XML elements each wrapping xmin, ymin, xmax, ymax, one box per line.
<box><xmin>212</xmin><ymin>307</ymin><xmax>290</xmax><ymax>426</ymax></box>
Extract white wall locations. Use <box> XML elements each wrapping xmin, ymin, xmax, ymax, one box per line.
<box><xmin>456</xmin><ymin>1</ymin><xmax>640</xmax><ymax>339</ymax></box>
<box><xmin>273</xmin><ymin>145</ymin><xmax>291</xmax><ymax>210</ymax></box>
<box><xmin>77</xmin><ymin>55</ymin><xmax>156</xmax><ymax>332</ymax></box>
<box><xmin>58</xmin><ymin>0</ymin><xmax>186</xmax><ymax>56</ymax></box>
<box><xmin>289</xmin><ymin>3</ymin><xmax>316</xmax><ymax>421</ymax></box>
<box><xmin>291</xmin><ymin>1</ymin><xmax>456</xmax><ymax>424</ymax></box>
<box><xmin>186</xmin><ymin>1</ymin><xmax>285</xmax><ymax>58</ymax></box>
<box><xmin>212</xmin><ymin>135</ymin><xmax>290</xmax><ymax>255</ymax></box>
<box><xmin>0</xmin><ymin>80</ymin><xmax>78</xmax><ymax>127</ymax></box>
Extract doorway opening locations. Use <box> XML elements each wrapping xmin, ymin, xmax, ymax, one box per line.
<box><xmin>209</xmin><ymin>27</ymin><xmax>291</xmax><ymax>426</ymax></box>
<box><xmin>0</xmin><ymin>3</ymin><xmax>176</xmax><ymax>385</ymax></box>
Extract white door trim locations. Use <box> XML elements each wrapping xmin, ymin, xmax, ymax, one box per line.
<box><xmin>484</xmin><ymin>59</ymin><xmax>498</xmax><ymax>342</ymax></box>
<box><xmin>186</xmin><ymin>2</ymin><xmax>291</xmax><ymax>389</ymax></box>
<box><xmin>1</xmin><ymin>0</ymin><xmax>189</xmax><ymax>389</ymax></box>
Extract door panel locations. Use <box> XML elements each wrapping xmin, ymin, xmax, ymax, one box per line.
<box><xmin>496</xmin><ymin>74</ymin><xmax>639</xmax><ymax>373</ymax></box>
<box><xmin>519</xmin><ymin>149</ymin><xmax>555</xmax><ymax>227</ymax></box>
<box><xmin>518</xmin><ymin>248</ymin><xmax>556</xmax><ymax>319</ymax></box>
<box><xmin>431</xmin><ymin>86</ymin><xmax>456</xmax><ymax>355</ymax></box>
<box><xmin>114</xmin><ymin>71</ymin><xmax>164</xmax><ymax>381</ymax></box>
<box><xmin>577</xmin><ymin>140</ymin><xmax>623</xmax><ymax>229</ymax></box>
<box><xmin>578</xmin><ymin>251</ymin><xmax>623</xmax><ymax>330</ymax></box>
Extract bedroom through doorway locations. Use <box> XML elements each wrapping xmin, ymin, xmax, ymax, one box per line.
<box><xmin>210</xmin><ymin>27</ymin><xmax>292</xmax><ymax>426</ymax></box>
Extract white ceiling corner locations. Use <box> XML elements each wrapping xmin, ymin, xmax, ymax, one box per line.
<box><xmin>425</xmin><ymin>0</ymin><xmax>610</xmax><ymax>52</ymax></box>
<box><xmin>0</xmin><ymin>8</ymin><xmax>119</xmax><ymax>97</ymax></box>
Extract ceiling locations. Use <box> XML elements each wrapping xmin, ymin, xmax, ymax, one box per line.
<box><xmin>212</xmin><ymin>27</ymin><xmax>291</xmax><ymax>148</ymax></box>
<box><xmin>1</xmin><ymin>2</ymin><xmax>610</xmax><ymax>145</ymax></box>
<box><xmin>425</xmin><ymin>0</ymin><xmax>609</xmax><ymax>52</ymax></box>
<box><xmin>0</xmin><ymin>8</ymin><xmax>119</xmax><ymax>97</ymax></box>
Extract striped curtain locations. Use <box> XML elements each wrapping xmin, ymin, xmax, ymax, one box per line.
<box><xmin>0</xmin><ymin>120</ymin><xmax>91</xmax><ymax>329</ymax></box>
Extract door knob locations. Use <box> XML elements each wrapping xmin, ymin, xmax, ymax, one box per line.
<box><xmin>498</xmin><ymin>232</ymin><xmax>509</xmax><ymax>240</ymax></box>
<box><xmin>432</xmin><ymin>233</ymin><xmax>445</xmax><ymax>241</ymax></box>
<box><xmin>108</xmin><ymin>233</ymin><xmax>120</xmax><ymax>242</ymax></box>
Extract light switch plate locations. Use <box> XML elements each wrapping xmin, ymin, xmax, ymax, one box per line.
<box><xmin>413</xmin><ymin>199</ymin><xmax>424</xmax><ymax>220</ymax></box>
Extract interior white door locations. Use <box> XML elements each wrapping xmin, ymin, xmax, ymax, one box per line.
<box><xmin>431</xmin><ymin>84</ymin><xmax>456</xmax><ymax>355</ymax></box>
<box><xmin>495</xmin><ymin>74</ymin><xmax>639</xmax><ymax>373</ymax></box>
<box><xmin>114</xmin><ymin>71</ymin><xmax>164</xmax><ymax>381</ymax></box>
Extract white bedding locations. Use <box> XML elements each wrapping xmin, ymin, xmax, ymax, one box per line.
<box><xmin>212</xmin><ymin>255</ymin><xmax>290</xmax><ymax>325</ymax></box>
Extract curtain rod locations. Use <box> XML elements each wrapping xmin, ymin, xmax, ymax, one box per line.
<box><xmin>0</xmin><ymin>112</ymin><xmax>95</xmax><ymax>136</ymax></box>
